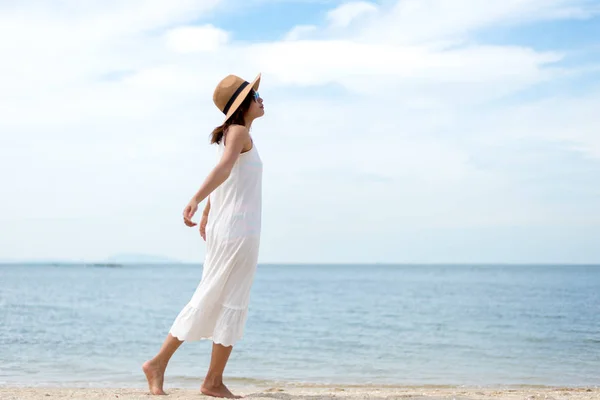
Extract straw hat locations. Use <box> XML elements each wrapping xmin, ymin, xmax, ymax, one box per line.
<box><xmin>213</xmin><ymin>73</ymin><xmax>261</xmax><ymax>122</ymax></box>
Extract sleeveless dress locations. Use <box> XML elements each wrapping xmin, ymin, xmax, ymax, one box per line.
<box><xmin>169</xmin><ymin>136</ymin><xmax>263</xmax><ymax>346</ymax></box>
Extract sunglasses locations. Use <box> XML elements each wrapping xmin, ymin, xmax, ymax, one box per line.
<box><xmin>252</xmin><ymin>91</ymin><xmax>260</xmax><ymax>101</ymax></box>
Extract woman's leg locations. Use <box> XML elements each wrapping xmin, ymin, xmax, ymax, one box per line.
<box><xmin>201</xmin><ymin>343</ymin><xmax>241</xmax><ymax>398</ymax></box>
<box><xmin>142</xmin><ymin>333</ymin><xmax>183</xmax><ymax>395</ymax></box>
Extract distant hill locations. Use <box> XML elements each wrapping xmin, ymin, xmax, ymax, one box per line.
<box><xmin>0</xmin><ymin>254</ymin><xmax>183</xmax><ymax>265</ymax></box>
<box><xmin>104</xmin><ymin>254</ymin><xmax>182</xmax><ymax>264</ymax></box>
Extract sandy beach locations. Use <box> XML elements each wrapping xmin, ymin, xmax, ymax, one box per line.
<box><xmin>0</xmin><ymin>386</ymin><xmax>597</xmax><ymax>400</ymax></box>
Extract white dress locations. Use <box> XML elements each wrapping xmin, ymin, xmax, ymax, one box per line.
<box><xmin>169</xmin><ymin>136</ymin><xmax>263</xmax><ymax>346</ymax></box>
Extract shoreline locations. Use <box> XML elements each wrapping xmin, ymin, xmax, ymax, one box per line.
<box><xmin>1</xmin><ymin>385</ymin><xmax>598</xmax><ymax>400</ymax></box>
<box><xmin>2</xmin><ymin>380</ymin><xmax>599</xmax><ymax>389</ymax></box>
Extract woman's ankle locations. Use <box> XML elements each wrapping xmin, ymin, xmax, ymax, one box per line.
<box><xmin>203</xmin><ymin>374</ymin><xmax>223</xmax><ymax>388</ymax></box>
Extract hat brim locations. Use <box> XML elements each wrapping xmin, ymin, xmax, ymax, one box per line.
<box><xmin>224</xmin><ymin>73</ymin><xmax>261</xmax><ymax>123</ymax></box>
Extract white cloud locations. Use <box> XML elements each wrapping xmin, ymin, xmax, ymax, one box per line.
<box><xmin>326</xmin><ymin>1</ymin><xmax>378</xmax><ymax>28</ymax></box>
<box><xmin>283</xmin><ymin>25</ymin><xmax>318</xmax><ymax>41</ymax></box>
<box><xmin>247</xmin><ymin>41</ymin><xmax>562</xmax><ymax>99</ymax></box>
<box><xmin>473</xmin><ymin>92</ymin><xmax>600</xmax><ymax>159</ymax></box>
<box><xmin>165</xmin><ymin>25</ymin><xmax>229</xmax><ymax>53</ymax></box>
<box><xmin>363</xmin><ymin>0</ymin><xmax>598</xmax><ymax>44</ymax></box>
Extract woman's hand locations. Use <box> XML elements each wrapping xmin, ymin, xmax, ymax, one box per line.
<box><xmin>199</xmin><ymin>213</ymin><xmax>208</xmax><ymax>241</ymax></box>
<box><xmin>183</xmin><ymin>200</ymin><xmax>198</xmax><ymax>227</ymax></box>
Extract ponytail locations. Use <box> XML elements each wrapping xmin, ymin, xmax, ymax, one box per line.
<box><xmin>210</xmin><ymin>124</ymin><xmax>226</xmax><ymax>144</ymax></box>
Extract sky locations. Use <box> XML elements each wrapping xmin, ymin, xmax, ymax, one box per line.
<box><xmin>1</xmin><ymin>0</ymin><xmax>599</xmax><ymax>264</ymax></box>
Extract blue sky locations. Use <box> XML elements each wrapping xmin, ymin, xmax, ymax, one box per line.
<box><xmin>0</xmin><ymin>0</ymin><xmax>599</xmax><ymax>263</ymax></box>
<box><xmin>212</xmin><ymin>1</ymin><xmax>339</xmax><ymax>40</ymax></box>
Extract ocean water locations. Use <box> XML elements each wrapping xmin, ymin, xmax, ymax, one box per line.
<box><xmin>1</xmin><ymin>263</ymin><xmax>599</xmax><ymax>388</ymax></box>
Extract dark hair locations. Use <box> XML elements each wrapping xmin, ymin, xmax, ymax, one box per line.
<box><xmin>210</xmin><ymin>90</ymin><xmax>255</xmax><ymax>145</ymax></box>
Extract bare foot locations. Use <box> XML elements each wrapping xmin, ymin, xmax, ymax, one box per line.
<box><xmin>142</xmin><ymin>360</ymin><xmax>166</xmax><ymax>395</ymax></box>
<box><xmin>201</xmin><ymin>383</ymin><xmax>242</xmax><ymax>398</ymax></box>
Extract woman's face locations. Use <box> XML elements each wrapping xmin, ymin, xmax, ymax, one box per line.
<box><xmin>246</xmin><ymin>90</ymin><xmax>264</xmax><ymax>120</ymax></box>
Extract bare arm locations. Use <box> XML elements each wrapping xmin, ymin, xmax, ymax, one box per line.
<box><xmin>189</xmin><ymin>125</ymin><xmax>249</xmax><ymax>205</ymax></box>
<box><xmin>203</xmin><ymin>197</ymin><xmax>211</xmax><ymax>217</ymax></box>
<box><xmin>182</xmin><ymin>125</ymin><xmax>249</xmax><ymax>227</ymax></box>
<box><xmin>199</xmin><ymin>196</ymin><xmax>211</xmax><ymax>241</ymax></box>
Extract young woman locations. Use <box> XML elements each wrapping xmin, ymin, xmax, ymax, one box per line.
<box><xmin>143</xmin><ymin>73</ymin><xmax>265</xmax><ymax>398</ymax></box>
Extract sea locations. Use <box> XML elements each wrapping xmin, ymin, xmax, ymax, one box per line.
<box><xmin>1</xmin><ymin>263</ymin><xmax>599</xmax><ymax>389</ymax></box>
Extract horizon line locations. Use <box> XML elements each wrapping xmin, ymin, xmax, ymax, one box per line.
<box><xmin>1</xmin><ymin>261</ymin><xmax>599</xmax><ymax>266</ymax></box>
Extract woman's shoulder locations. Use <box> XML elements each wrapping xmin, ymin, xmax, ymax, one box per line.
<box><xmin>224</xmin><ymin>124</ymin><xmax>250</xmax><ymax>140</ymax></box>
<box><xmin>226</xmin><ymin>124</ymin><xmax>249</xmax><ymax>134</ymax></box>
<box><xmin>223</xmin><ymin>124</ymin><xmax>251</xmax><ymax>147</ymax></box>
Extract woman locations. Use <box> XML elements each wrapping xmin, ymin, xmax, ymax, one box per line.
<box><xmin>143</xmin><ymin>73</ymin><xmax>265</xmax><ymax>398</ymax></box>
